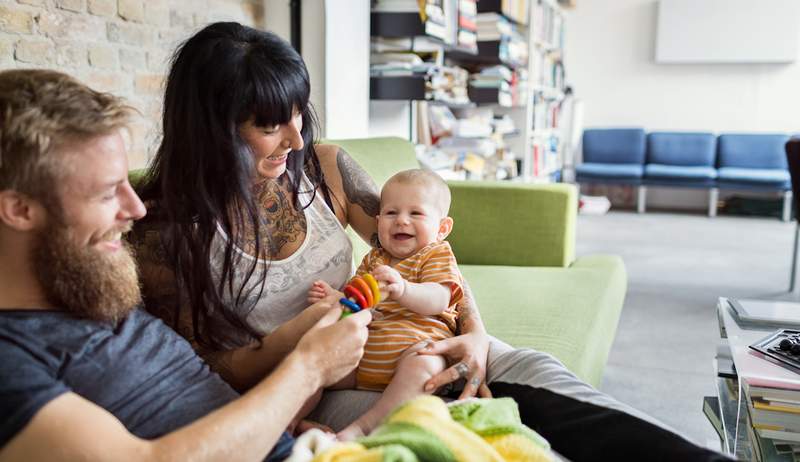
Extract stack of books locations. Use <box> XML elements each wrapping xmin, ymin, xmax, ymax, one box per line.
<box><xmin>475</xmin><ymin>13</ymin><xmax>513</xmax><ymax>41</ymax></box>
<box><xmin>457</xmin><ymin>0</ymin><xmax>478</xmax><ymax>51</ymax></box>
<box><xmin>467</xmin><ymin>65</ymin><xmax>512</xmax><ymax>107</ymax></box>
<box><xmin>745</xmin><ymin>381</ymin><xmax>800</xmax><ymax>456</ymax></box>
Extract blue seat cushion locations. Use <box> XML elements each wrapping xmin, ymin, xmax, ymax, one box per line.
<box><xmin>576</xmin><ymin>162</ymin><xmax>644</xmax><ymax>179</ymax></box>
<box><xmin>717</xmin><ymin>133</ymin><xmax>790</xmax><ymax>169</ymax></box>
<box><xmin>717</xmin><ymin>167</ymin><xmax>790</xmax><ymax>184</ymax></box>
<box><xmin>646</xmin><ymin>132</ymin><xmax>717</xmax><ymax>166</ymax></box>
<box><xmin>645</xmin><ymin>164</ymin><xmax>717</xmax><ymax>180</ymax></box>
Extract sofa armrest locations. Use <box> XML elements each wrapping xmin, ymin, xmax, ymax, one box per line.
<box><xmin>446</xmin><ymin>181</ymin><xmax>577</xmax><ymax>267</ymax></box>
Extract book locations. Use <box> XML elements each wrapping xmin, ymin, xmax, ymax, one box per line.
<box><xmin>703</xmin><ymin>395</ymin><xmax>724</xmax><ymax>441</ymax></box>
<box><xmin>728</xmin><ymin>298</ymin><xmax>800</xmax><ymax>329</ymax></box>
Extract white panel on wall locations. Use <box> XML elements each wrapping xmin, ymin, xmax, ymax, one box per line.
<box><xmin>656</xmin><ymin>0</ymin><xmax>800</xmax><ymax>64</ymax></box>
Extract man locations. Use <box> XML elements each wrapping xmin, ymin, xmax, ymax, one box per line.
<box><xmin>0</xmin><ymin>69</ymin><xmax>371</xmax><ymax>461</ymax></box>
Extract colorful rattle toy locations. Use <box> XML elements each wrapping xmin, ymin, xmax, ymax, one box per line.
<box><xmin>340</xmin><ymin>273</ymin><xmax>381</xmax><ymax>318</ymax></box>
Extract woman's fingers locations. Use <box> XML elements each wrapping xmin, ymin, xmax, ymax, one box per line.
<box><xmin>478</xmin><ymin>382</ymin><xmax>493</xmax><ymax>398</ymax></box>
<box><xmin>424</xmin><ymin>363</ymin><xmax>459</xmax><ymax>392</ymax></box>
<box><xmin>417</xmin><ymin>337</ymin><xmax>458</xmax><ymax>356</ymax></box>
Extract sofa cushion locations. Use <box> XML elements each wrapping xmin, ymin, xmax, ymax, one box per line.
<box><xmin>581</xmin><ymin>128</ymin><xmax>646</xmax><ymax>164</ymax></box>
<box><xmin>644</xmin><ymin>163</ymin><xmax>717</xmax><ymax>180</ymax></box>
<box><xmin>717</xmin><ymin>133</ymin><xmax>790</xmax><ymax>169</ymax></box>
<box><xmin>717</xmin><ymin>167</ymin><xmax>790</xmax><ymax>185</ymax></box>
<box><xmin>462</xmin><ymin>255</ymin><xmax>626</xmax><ymax>386</ymax></box>
<box><xmin>646</xmin><ymin>132</ymin><xmax>716</xmax><ymax>166</ymax></box>
<box><xmin>575</xmin><ymin>162</ymin><xmax>644</xmax><ymax>179</ymax></box>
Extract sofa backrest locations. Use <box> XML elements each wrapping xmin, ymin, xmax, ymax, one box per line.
<box><xmin>323</xmin><ymin>137</ymin><xmax>419</xmax><ymax>262</ymax></box>
<box><xmin>582</xmin><ymin>128</ymin><xmax>646</xmax><ymax>165</ymax></box>
<box><xmin>717</xmin><ymin>133</ymin><xmax>790</xmax><ymax>169</ymax></box>
<box><xmin>646</xmin><ymin>132</ymin><xmax>716</xmax><ymax>166</ymax></box>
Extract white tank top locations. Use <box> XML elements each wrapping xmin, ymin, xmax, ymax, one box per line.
<box><xmin>209</xmin><ymin>172</ymin><xmax>354</xmax><ymax>349</ymax></box>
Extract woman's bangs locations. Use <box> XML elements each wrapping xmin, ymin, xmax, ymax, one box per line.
<box><xmin>248</xmin><ymin>63</ymin><xmax>308</xmax><ymax>128</ymax></box>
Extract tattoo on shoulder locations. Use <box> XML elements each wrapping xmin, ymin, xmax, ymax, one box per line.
<box><xmin>336</xmin><ymin>148</ymin><xmax>380</xmax><ymax>217</ymax></box>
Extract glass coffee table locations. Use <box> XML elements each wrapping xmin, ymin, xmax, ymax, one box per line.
<box><xmin>714</xmin><ymin>297</ymin><xmax>800</xmax><ymax>461</ymax></box>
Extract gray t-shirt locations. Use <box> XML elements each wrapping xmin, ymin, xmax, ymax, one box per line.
<box><xmin>0</xmin><ymin>308</ymin><xmax>292</xmax><ymax>459</ymax></box>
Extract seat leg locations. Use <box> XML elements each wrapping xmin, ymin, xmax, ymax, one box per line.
<box><xmin>636</xmin><ymin>186</ymin><xmax>646</xmax><ymax>214</ymax></box>
<box><xmin>783</xmin><ymin>190</ymin><xmax>793</xmax><ymax>223</ymax></box>
<box><xmin>708</xmin><ymin>188</ymin><xmax>719</xmax><ymax>218</ymax></box>
<box><xmin>792</xmin><ymin>223</ymin><xmax>800</xmax><ymax>293</ymax></box>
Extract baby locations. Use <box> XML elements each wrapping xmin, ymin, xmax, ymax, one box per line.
<box><xmin>308</xmin><ymin>168</ymin><xmax>464</xmax><ymax>440</ymax></box>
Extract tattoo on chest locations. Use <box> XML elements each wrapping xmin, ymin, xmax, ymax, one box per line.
<box><xmin>337</xmin><ymin>148</ymin><xmax>380</xmax><ymax>217</ymax></box>
<box><xmin>242</xmin><ymin>179</ymin><xmax>307</xmax><ymax>257</ymax></box>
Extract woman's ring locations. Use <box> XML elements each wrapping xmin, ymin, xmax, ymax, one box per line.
<box><xmin>454</xmin><ymin>362</ymin><xmax>469</xmax><ymax>379</ymax></box>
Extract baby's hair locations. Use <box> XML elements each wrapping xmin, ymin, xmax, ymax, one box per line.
<box><xmin>383</xmin><ymin>168</ymin><xmax>451</xmax><ymax>215</ymax></box>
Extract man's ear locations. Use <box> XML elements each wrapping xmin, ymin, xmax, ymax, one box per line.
<box><xmin>0</xmin><ymin>190</ymin><xmax>46</xmax><ymax>231</ymax></box>
<box><xmin>438</xmin><ymin>216</ymin><xmax>454</xmax><ymax>240</ymax></box>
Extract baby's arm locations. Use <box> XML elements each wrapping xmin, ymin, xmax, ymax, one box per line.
<box><xmin>307</xmin><ymin>280</ymin><xmax>344</xmax><ymax>304</ymax></box>
<box><xmin>372</xmin><ymin>265</ymin><xmax>451</xmax><ymax>316</ymax></box>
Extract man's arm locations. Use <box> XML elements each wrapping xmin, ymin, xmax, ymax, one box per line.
<box><xmin>0</xmin><ymin>306</ymin><xmax>371</xmax><ymax>462</ymax></box>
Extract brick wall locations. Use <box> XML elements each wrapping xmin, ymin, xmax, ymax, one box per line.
<box><xmin>0</xmin><ymin>0</ymin><xmax>264</xmax><ymax>168</ymax></box>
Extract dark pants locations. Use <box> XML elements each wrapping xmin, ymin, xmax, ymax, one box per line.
<box><xmin>489</xmin><ymin>382</ymin><xmax>732</xmax><ymax>462</ymax></box>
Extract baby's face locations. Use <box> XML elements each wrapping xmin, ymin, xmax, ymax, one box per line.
<box><xmin>377</xmin><ymin>182</ymin><xmax>446</xmax><ymax>260</ymax></box>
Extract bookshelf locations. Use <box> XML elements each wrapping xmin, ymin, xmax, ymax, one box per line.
<box><xmin>523</xmin><ymin>0</ymin><xmax>566</xmax><ymax>182</ymax></box>
<box><xmin>369</xmin><ymin>0</ymin><xmax>568</xmax><ymax>182</ymax></box>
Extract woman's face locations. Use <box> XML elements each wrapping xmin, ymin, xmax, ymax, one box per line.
<box><xmin>239</xmin><ymin>110</ymin><xmax>304</xmax><ymax>179</ymax></box>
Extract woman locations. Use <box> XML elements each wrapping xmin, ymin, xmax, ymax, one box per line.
<box><xmin>132</xmin><ymin>22</ymin><xmax>726</xmax><ymax>461</ymax></box>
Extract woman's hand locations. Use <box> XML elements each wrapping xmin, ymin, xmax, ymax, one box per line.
<box><xmin>418</xmin><ymin>331</ymin><xmax>492</xmax><ymax>399</ymax></box>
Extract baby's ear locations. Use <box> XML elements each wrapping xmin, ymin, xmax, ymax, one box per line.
<box><xmin>438</xmin><ymin>216</ymin><xmax>454</xmax><ymax>240</ymax></box>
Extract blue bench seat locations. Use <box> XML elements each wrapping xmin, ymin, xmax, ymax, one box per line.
<box><xmin>717</xmin><ymin>167</ymin><xmax>790</xmax><ymax>186</ymax></box>
<box><xmin>576</xmin><ymin>163</ymin><xmax>644</xmax><ymax>179</ymax></box>
<box><xmin>644</xmin><ymin>164</ymin><xmax>717</xmax><ymax>182</ymax></box>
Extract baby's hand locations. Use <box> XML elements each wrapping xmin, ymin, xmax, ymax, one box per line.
<box><xmin>308</xmin><ymin>280</ymin><xmax>340</xmax><ymax>304</ymax></box>
<box><xmin>372</xmin><ymin>265</ymin><xmax>407</xmax><ymax>300</ymax></box>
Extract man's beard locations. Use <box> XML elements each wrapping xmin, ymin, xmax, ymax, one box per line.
<box><xmin>32</xmin><ymin>221</ymin><xmax>142</xmax><ymax>323</ymax></box>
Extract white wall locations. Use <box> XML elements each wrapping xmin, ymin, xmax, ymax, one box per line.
<box><xmin>263</xmin><ymin>0</ymin><xmax>370</xmax><ymax>140</ymax></box>
<box><xmin>324</xmin><ymin>1</ymin><xmax>370</xmax><ymax>139</ymax></box>
<box><xmin>565</xmin><ymin>0</ymin><xmax>800</xmax><ymax>209</ymax></box>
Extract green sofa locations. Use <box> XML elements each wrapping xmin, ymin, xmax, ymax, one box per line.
<box><xmin>129</xmin><ymin>136</ymin><xmax>626</xmax><ymax>386</ymax></box>
<box><xmin>332</xmin><ymin>137</ymin><xmax>627</xmax><ymax>386</ymax></box>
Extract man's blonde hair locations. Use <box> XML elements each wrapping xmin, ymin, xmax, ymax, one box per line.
<box><xmin>0</xmin><ymin>69</ymin><xmax>132</xmax><ymax>205</ymax></box>
<box><xmin>383</xmin><ymin>168</ymin><xmax>452</xmax><ymax>215</ymax></box>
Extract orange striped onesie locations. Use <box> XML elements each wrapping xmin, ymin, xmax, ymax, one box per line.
<box><xmin>355</xmin><ymin>241</ymin><xmax>463</xmax><ymax>391</ymax></box>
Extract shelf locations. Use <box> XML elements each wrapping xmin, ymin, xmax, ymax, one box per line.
<box><xmin>530</xmin><ymin>128</ymin><xmax>561</xmax><ymax>138</ymax></box>
<box><xmin>370</xmin><ymin>12</ymin><xmax>477</xmax><ymax>55</ymax></box>
<box><xmin>371</xmin><ymin>12</ymin><xmax>427</xmax><ymax>38</ymax></box>
<box><xmin>429</xmin><ymin>99</ymin><xmax>476</xmax><ymax>109</ymax></box>
<box><xmin>446</xmin><ymin>40</ymin><xmax>525</xmax><ymax>69</ymax></box>
<box><xmin>369</xmin><ymin>76</ymin><xmax>472</xmax><ymax>107</ymax></box>
<box><xmin>467</xmin><ymin>86</ymin><xmax>513</xmax><ymax>107</ymax></box>
<box><xmin>370</xmin><ymin>76</ymin><xmax>426</xmax><ymax>100</ymax></box>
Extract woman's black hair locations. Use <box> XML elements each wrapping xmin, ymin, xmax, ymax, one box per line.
<box><xmin>137</xmin><ymin>22</ymin><xmax>331</xmax><ymax>349</ymax></box>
